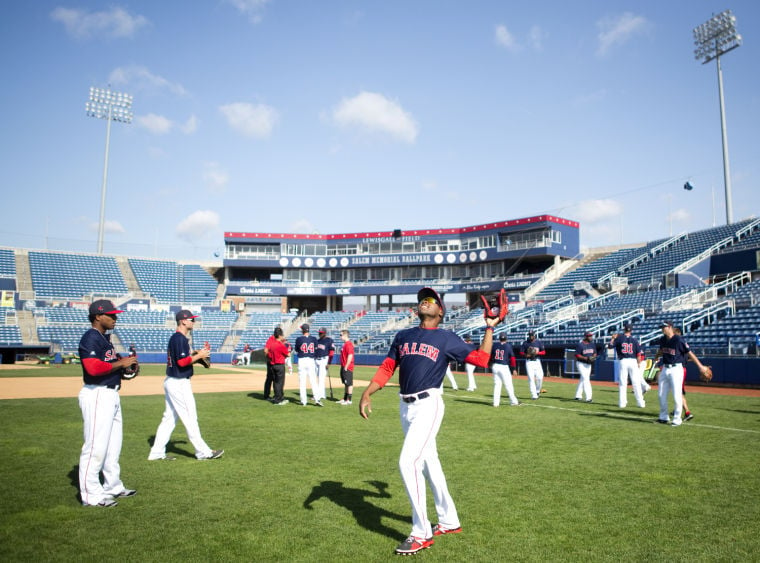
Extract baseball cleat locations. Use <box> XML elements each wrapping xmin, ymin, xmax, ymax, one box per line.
<box><xmin>85</xmin><ymin>498</ymin><xmax>118</xmax><ymax>507</ymax></box>
<box><xmin>148</xmin><ymin>454</ymin><xmax>177</xmax><ymax>461</ymax></box>
<box><xmin>199</xmin><ymin>449</ymin><xmax>224</xmax><ymax>460</ymax></box>
<box><xmin>432</xmin><ymin>524</ymin><xmax>462</xmax><ymax>536</ymax></box>
<box><xmin>395</xmin><ymin>536</ymin><xmax>434</xmax><ymax>555</ymax></box>
<box><xmin>684</xmin><ymin>412</ymin><xmax>694</xmax><ymax>421</ymax></box>
<box><xmin>656</xmin><ymin>419</ymin><xmax>669</xmax><ymax>424</ymax></box>
<box><xmin>114</xmin><ymin>489</ymin><xmax>137</xmax><ymax>498</ymax></box>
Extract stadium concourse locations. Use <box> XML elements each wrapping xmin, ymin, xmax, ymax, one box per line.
<box><xmin>1</xmin><ymin>213</ymin><xmax>760</xmax><ymax>386</ymax></box>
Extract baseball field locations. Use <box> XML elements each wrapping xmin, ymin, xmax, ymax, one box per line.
<box><xmin>1</xmin><ymin>363</ymin><xmax>758</xmax><ymax>561</ymax></box>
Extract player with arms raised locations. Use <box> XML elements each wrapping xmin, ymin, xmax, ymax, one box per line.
<box><xmin>360</xmin><ymin>288</ymin><xmax>507</xmax><ymax>555</ymax></box>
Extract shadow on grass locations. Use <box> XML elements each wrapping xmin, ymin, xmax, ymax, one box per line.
<box><xmin>67</xmin><ymin>465</ymin><xmax>79</xmax><ymax>503</ymax></box>
<box><xmin>145</xmin><ymin>435</ymin><xmax>193</xmax><ymax>459</ymax></box>
<box><xmin>303</xmin><ymin>480</ymin><xmax>407</xmax><ymax>541</ymax></box>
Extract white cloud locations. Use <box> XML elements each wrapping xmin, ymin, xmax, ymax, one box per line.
<box><xmin>202</xmin><ymin>162</ymin><xmax>229</xmax><ymax>194</ymax></box>
<box><xmin>176</xmin><ymin>210</ymin><xmax>220</xmax><ymax>243</ymax></box>
<box><xmin>89</xmin><ymin>220</ymin><xmax>125</xmax><ymax>234</ymax></box>
<box><xmin>50</xmin><ymin>6</ymin><xmax>148</xmax><ymax>39</ymax></box>
<box><xmin>225</xmin><ymin>0</ymin><xmax>270</xmax><ymax>24</ymax></box>
<box><xmin>495</xmin><ymin>24</ymin><xmax>520</xmax><ymax>51</ymax></box>
<box><xmin>529</xmin><ymin>25</ymin><xmax>546</xmax><ymax>51</ymax></box>
<box><xmin>180</xmin><ymin>115</ymin><xmax>198</xmax><ymax>135</ymax></box>
<box><xmin>219</xmin><ymin>102</ymin><xmax>279</xmax><ymax>138</ymax></box>
<box><xmin>136</xmin><ymin>113</ymin><xmax>173</xmax><ymax>135</ymax></box>
<box><xmin>136</xmin><ymin>113</ymin><xmax>197</xmax><ymax>136</ymax></box>
<box><xmin>109</xmin><ymin>65</ymin><xmax>187</xmax><ymax>96</ymax></box>
<box><xmin>596</xmin><ymin>12</ymin><xmax>648</xmax><ymax>56</ymax></box>
<box><xmin>332</xmin><ymin>91</ymin><xmax>418</xmax><ymax>144</ymax></box>
<box><xmin>571</xmin><ymin>199</ymin><xmax>622</xmax><ymax>224</ymax></box>
<box><xmin>669</xmin><ymin>208</ymin><xmax>690</xmax><ymax>223</ymax></box>
<box><xmin>289</xmin><ymin>219</ymin><xmax>316</xmax><ymax>233</ymax></box>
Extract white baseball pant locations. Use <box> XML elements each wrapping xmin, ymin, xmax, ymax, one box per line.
<box><xmin>149</xmin><ymin>377</ymin><xmax>213</xmax><ymax>459</ymax></box>
<box><xmin>78</xmin><ymin>385</ymin><xmax>126</xmax><ymax>505</ymax></box>
<box><xmin>526</xmin><ymin>359</ymin><xmax>543</xmax><ymax>399</ymax></box>
<box><xmin>492</xmin><ymin>364</ymin><xmax>519</xmax><ymax>406</ymax></box>
<box><xmin>298</xmin><ymin>357</ymin><xmax>318</xmax><ymax>404</ymax></box>
<box><xmin>315</xmin><ymin>357</ymin><xmax>329</xmax><ymax>401</ymax></box>
<box><xmin>618</xmin><ymin>358</ymin><xmax>645</xmax><ymax>408</ymax></box>
<box><xmin>444</xmin><ymin>366</ymin><xmax>458</xmax><ymax>390</ymax></box>
<box><xmin>398</xmin><ymin>387</ymin><xmax>460</xmax><ymax>540</ymax></box>
<box><xmin>658</xmin><ymin>363</ymin><xmax>685</xmax><ymax>425</ymax></box>
<box><xmin>575</xmin><ymin>361</ymin><xmax>592</xmax><ymax>401</ymax></box>
<box><xmin>465</xmin><ymin>362</ymin><xmax>477</xmax><ymax>390</ymax></box>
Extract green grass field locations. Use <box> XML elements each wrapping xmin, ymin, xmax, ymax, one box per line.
<box><xmin>0</xmin><ymin>365</ymin><xmax>758</xmax><ymax>561</ymax></box>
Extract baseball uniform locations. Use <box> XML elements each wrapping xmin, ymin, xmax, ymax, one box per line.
<box><xmin>315</xmin><ymin>332</ymin><xmax>335</xmax><ymax>401</ymax></box>
<box><xmin>655</xmin><ymin>332</ymin><xmax>692</xmax><ymax>426</ymax></box>
<box><xmin>491</xmin><ymin>338</ymin><xmax>519</xmax><ymax>406</ymax></box>
<box><xmin>78</xmin><ymin>326</ymin><xmax>130</xmax><ymax>506</ymax></box>
<box><xmin>148</xmin><ymin>316</ymin><xmax>219</xmax><ymax>460</ymax></box>
<box><xmin>609</xmin><ymin>331</ymin><xmax>646</xmax><ymax>408</ymax></box>
<box><xmin>295</xmin><ymin>327</ymin><xmax>319</xmax><ymax>406</ymax></box>
<box><xmin>520</xmin><ymin>334</ymin><xmax>545</xmax><ymax>399</ymax></box>
<box><xmin>574</xmin><ymin>336</ymin><xmax>596</xmax><ymax>402</ymax></box>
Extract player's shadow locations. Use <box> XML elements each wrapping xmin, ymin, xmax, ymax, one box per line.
<box><xmin>247</xmin><ymin>392</ymin><xmax>271</xmax><ymax>402</ymax></box>
<box><xmin>146</xmin><ymin>435</ymin><xmax>193</xmax><ymax>458</ymax></box>
<box><xmin>67</xmin><ymin>466</ymin><xmax>80</xmax><ymax>503</ymax></box>
<box><xmin>303</xmin><ymin>480</ymin><xmax>407</xmax><ymax>541</ymax></box>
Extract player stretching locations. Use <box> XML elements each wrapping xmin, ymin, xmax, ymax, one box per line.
<box><xmin>360</xmin><ymin>288</ymin><xmax>506</xmax><ymax>555</ymax></box>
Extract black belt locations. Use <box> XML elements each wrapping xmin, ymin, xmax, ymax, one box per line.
<box><xmin>402</xmin><ymin>391</ymin><xmax>430</xmax><ymax>403</ymax></box>
<box><xmin>106</xmin><ymin>384</ymin><xmax>121</xmax><ymax>391</ymax></box>
<box><xmin>663</xmin><ymin>363</ymin><xmax>681</xmax><ymax>368</ymax></box>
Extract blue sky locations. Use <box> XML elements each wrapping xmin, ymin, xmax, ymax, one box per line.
<box><xmin>0</xmin><ymin>0</ymin><xmax>758</xmax><ymax>261</ymax></box>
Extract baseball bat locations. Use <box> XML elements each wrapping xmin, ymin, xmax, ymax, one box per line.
<box><xmin>327</xmin><ymin>364</ymin><xmax>334</xmax><ymax>399</ymax></box>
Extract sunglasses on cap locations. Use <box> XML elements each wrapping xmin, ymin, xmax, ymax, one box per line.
<box><xmin>419</xmin><ymin>297</ymin><xmax>438</xmax><ymax>305</ymax></box>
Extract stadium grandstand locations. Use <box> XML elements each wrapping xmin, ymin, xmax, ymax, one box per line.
<box><xmin>1</xmin><ymin>213</ymin><xmax>759</xmax><ymax>385</ymax></box>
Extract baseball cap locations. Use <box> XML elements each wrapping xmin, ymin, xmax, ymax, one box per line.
<box><xmin>89</xmin><ymin>300</ymin><xmax>124</xmax><ymax>316</ymax></box>
<box><xmin>417</xmin><ymin>287</ymin><xmax>445</xmax><ymax>314</ymax></box>
<box><xmin>623</xmin><ymin>324</ymin><xmax>633</xmax><ymax>332</ymax></box>
<box><xmin>301</xmin><ymin>323</ymin><xmax>310</xmax><ymax>332</ymax></box>
<box><xmin>318</xmin><ymin>327</ymin><xmax>327</xmax><ymax>334</ymax></box>
<box><xmin>659</xmin><ymin>321</ymin><xmax>673</xmax><ymax>328</ymax></box>
<box><xmin>528</xmin><ymin>330</ymin><xmax>535</xmax><ymax>337</ymax></box>
<box><xmin>499</xmin><ymin>334</ymin><xmax>507</xmax><ymax>341</ymax></box>
<box><xmin>584</xmin><ymin>331</ymin><xmax>593</xmax><ymax>338</ymax></box>
<box><xmin>176</xmin><ymin>310</ymin><xmax>199</xmax><ymax>322</ymax></box>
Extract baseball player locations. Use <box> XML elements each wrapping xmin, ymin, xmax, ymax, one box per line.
<box><xmin>148</xmin><ymin>310</ymin><xmax>223</xmax><ymax>460</ymax></box>
<box><xmin>463</xmin><ymin>335</ymin><xmax>477</xmax><ymax>391</ymax></box>
<box><xmin>574</xmin><ymin>331</ymin><xmax>597</xmax><ymax>402</ymax></box>
<box><xmin>443</xmin><ymin>362</ymin><xmax>459</xmax><ymax>391</ymax></box>
<box><xmin>295</xmin><ymin>323</ymin><xmax>320</xmax><ymax>406</ymax></box>
<box><xmin>519</xmin><ymin>331</ymin><xmax>545</xmax><ymax>400</ymax></box>
<box><xmin>338</xmin><ymin>329</ymin><xmax>354</xmax><ymax>405</ymax></box>
<box><xmin>653</xmin><ymin>321</ymin><xmax>711</xmax><ymax>426</ymax></box>
<box><xmin>608</xmin><ymin>324</ymin><xmax>646</xmax><ymax>408</ymax></box>
<box><xmin>77</xmin><ymin>299</ymin><xmax>139</xmax><ymax>507</ymax></box>
<box><xmin>491</xmin><ymin>333</ymin><xmax>520</xmax><ymax>406</ymax></box>
<box><xmin>359</xmin><ymin>287</ymin><xmax>506</xmax><ymax>555</ymax></box>
<box><xmin>315</xmin><ymin>328</ymin><xmax>335</xmax><ymax>401</ymax></box>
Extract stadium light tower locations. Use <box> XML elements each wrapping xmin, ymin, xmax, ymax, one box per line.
<box><xmin>86</xmin><ymin>87</ymin><xmax>133</xmax><ymax>254</ymax></box>
<box><xmin>693</xmin><ymin>9</ymin><xmax>742</xmax><ymax>225</ymax></box>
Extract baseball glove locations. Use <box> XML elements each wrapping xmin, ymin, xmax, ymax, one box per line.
<box><xmin>194</xmin><ymin>351</ymin><xmax>211</xmax><ymax>369</ymax></box>
<box><xmin>481</xmin><ymin>288</ymin><xmax>508</xmax><ymax>322</ymax></box>
<box><xmin>122</xmin><ymin>362</ymin><xmax>140</xmax><ymax>380</ymax></box>
<box><xmin>526</xmin><ymin>346</ymin><xmax>538</xmax><ymax>360</ymax></box>
<box><xmin>699</xmin><ymin>365</ymin><xmax>713</xmax><ymax>382</ymax></box>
